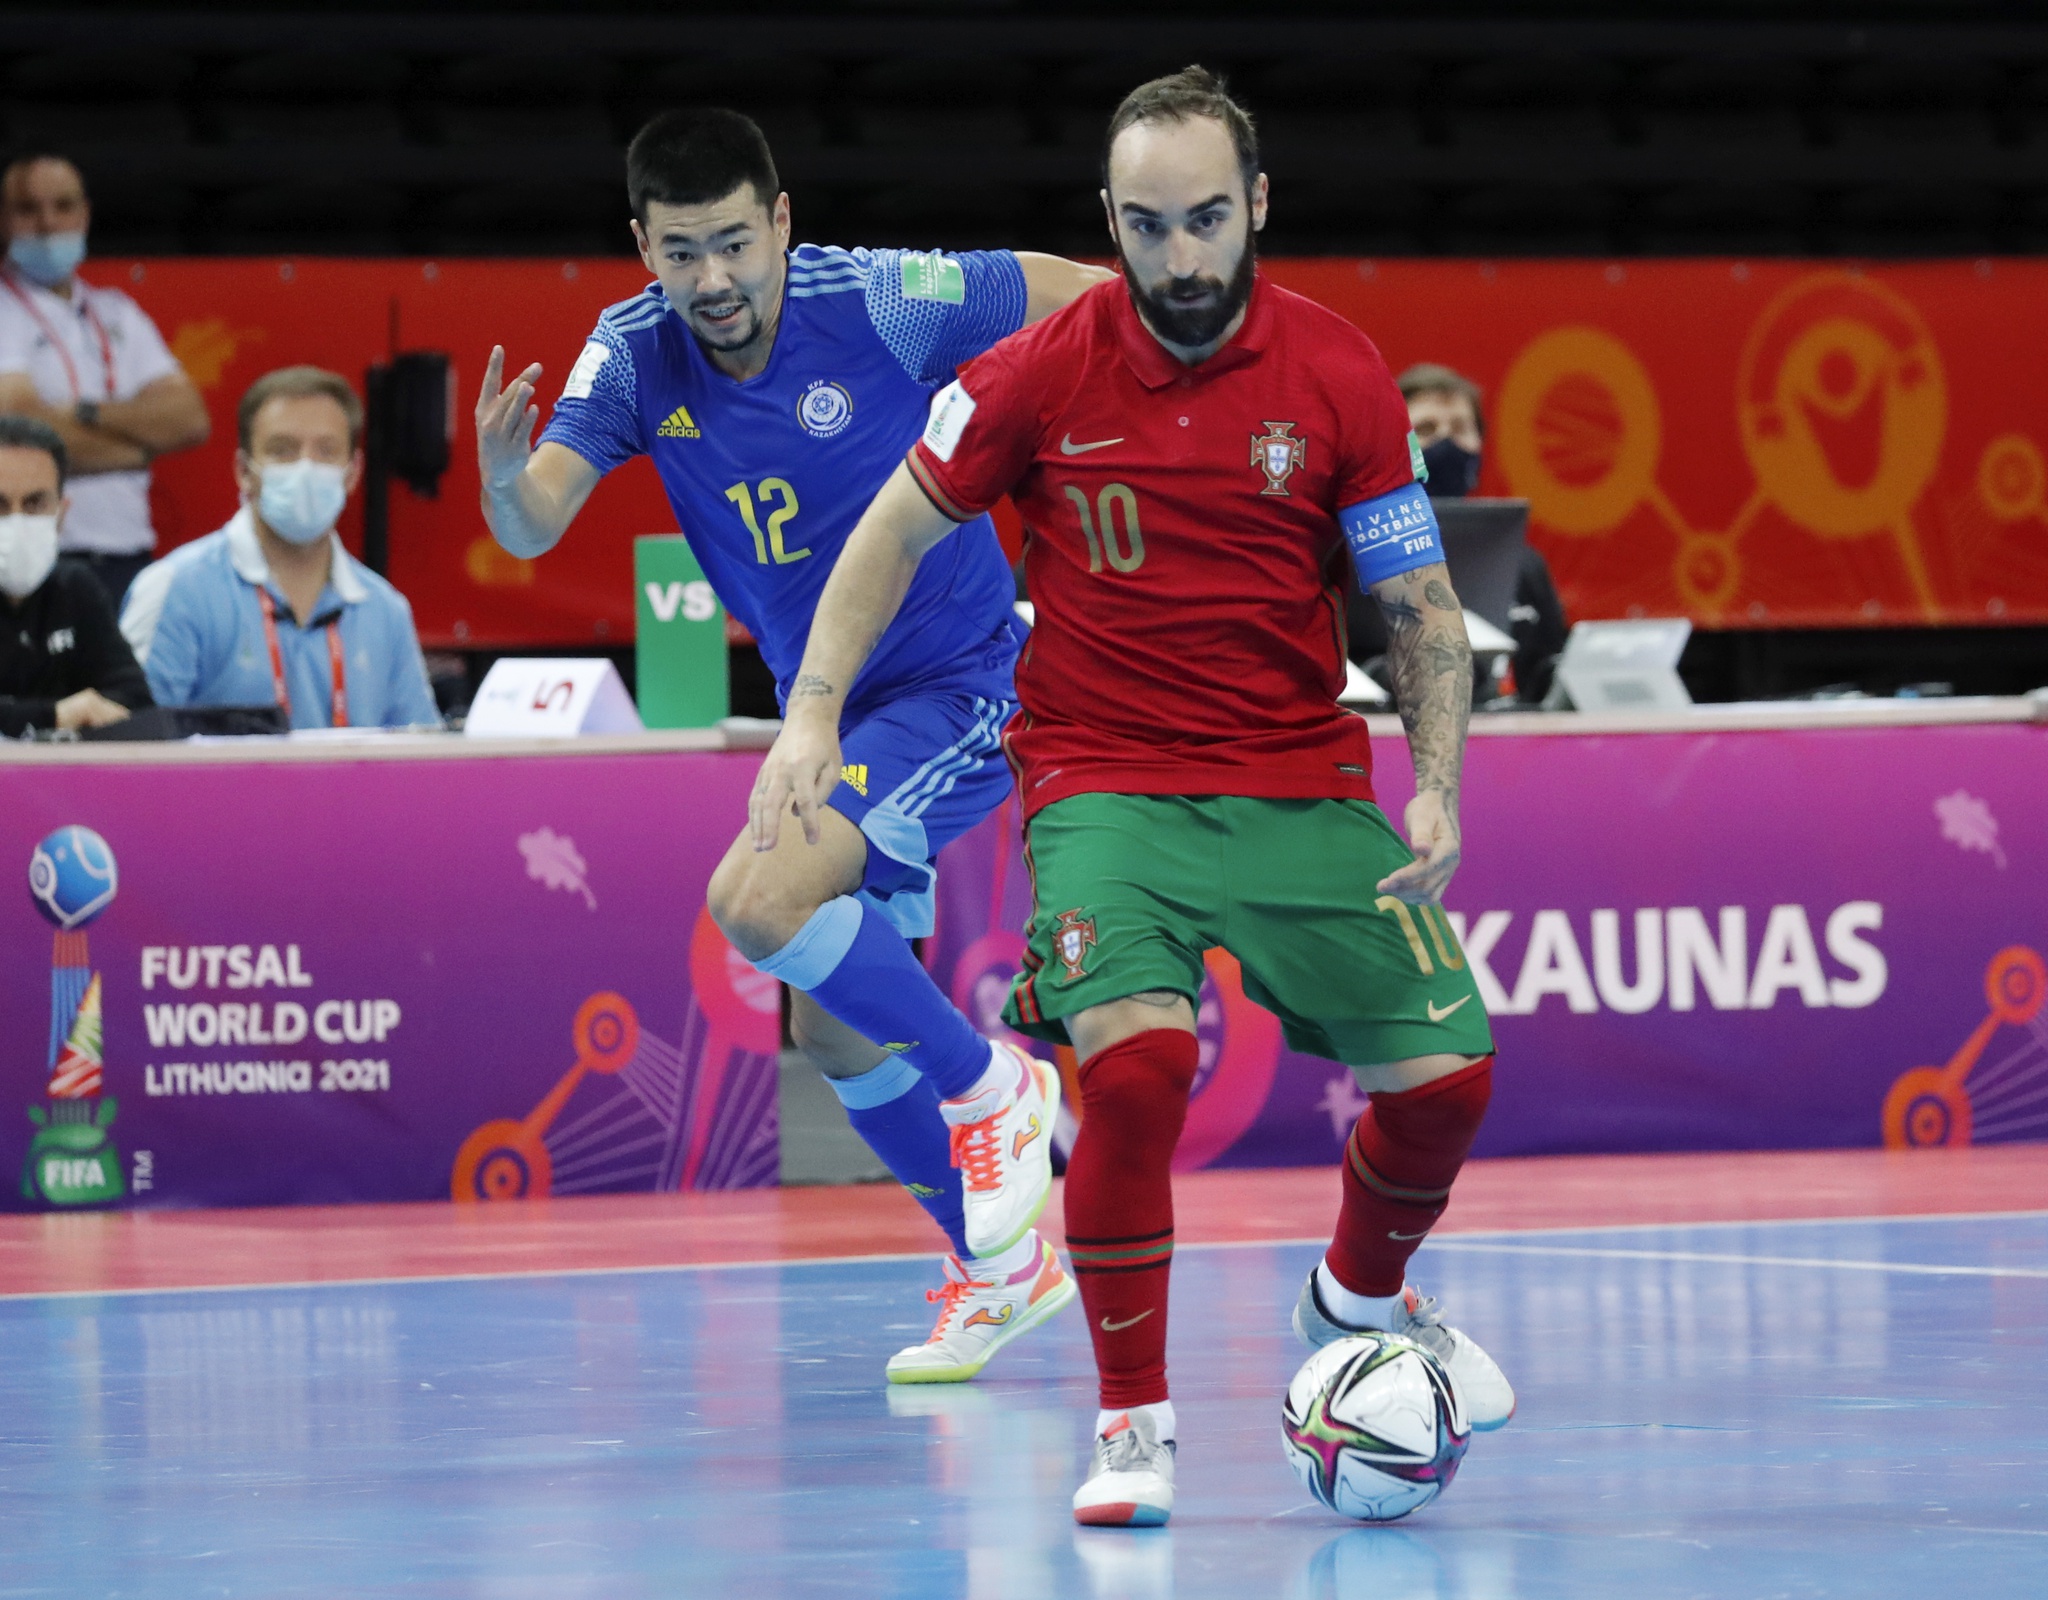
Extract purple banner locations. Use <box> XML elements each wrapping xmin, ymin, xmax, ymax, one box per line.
<box><xmin>928</xmin><ymin>720</ymin><xmax>2048</xmax><ymax>1170</ymax></box>
<box><xmin>3</xmin><ymin>749</ymin><xmax>781</xmax><ymax>1212</ymax></box>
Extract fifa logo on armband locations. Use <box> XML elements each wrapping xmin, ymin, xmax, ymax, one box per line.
<box><xmin>1251</xmin><ymin>421</ymin><xmax>1306</xmax><ymax>495</ymax></box>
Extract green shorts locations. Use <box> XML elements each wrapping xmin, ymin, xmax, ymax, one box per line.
<box><xmin>1004</xmin><ymin>792</ymin><xmax>1495</xmax><ymax>1067</ymax></box>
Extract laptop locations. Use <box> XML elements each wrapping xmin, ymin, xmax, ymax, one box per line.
<box><xmin>1552</xmin><ymin>619</ymin><xmax>1695</xmax><ymax>712</ymax></box>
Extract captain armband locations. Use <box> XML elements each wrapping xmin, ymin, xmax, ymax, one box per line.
<box><xmin>1339</xmin><ymin>483</ymin><xmax>1443</xmax><ymax>588</ymax></box>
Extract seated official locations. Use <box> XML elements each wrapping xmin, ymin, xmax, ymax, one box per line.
<box><xmin>0</xmin><ymin>414</ymin><xmax>152</xmax><ymax>735</ymax></box>
<box><xmin>122</xmin><ymin>366</ymin><xmax>439</xmax><ymax>730</ymax></box>
<box><xmin>1398</xmin><ymin>361</ymin><xmax>1569</xmax><ymax>703</ymax></box>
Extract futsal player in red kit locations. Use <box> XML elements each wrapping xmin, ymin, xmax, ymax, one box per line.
<box><xmin>752</xmin><ymin>67</ymin><xmax>1514</xmax><ymax>1527</ymax></box>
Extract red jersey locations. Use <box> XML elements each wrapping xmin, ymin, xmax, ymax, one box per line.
<box><xmin>907</xmin><ymin>275</ymin><xmax>1419</xmax><ymax>818</ymax></box>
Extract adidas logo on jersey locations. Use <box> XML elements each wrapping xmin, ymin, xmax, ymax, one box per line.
<box><xmin>656</xmin><ymin>404</ymin><xmax>701</xmax><ymax>439</ymax></box>
<box><xmin>840</xmin><ymin>763</ymin><xmax>869</xmax><ymax>795</ymax></box>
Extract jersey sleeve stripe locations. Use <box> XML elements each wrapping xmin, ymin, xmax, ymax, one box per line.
<box><xmin>906</xmin><ymin>449</ymin><xmax>981</xmax><ymax>523</ymax></box>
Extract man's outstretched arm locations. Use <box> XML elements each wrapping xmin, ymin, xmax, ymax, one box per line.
<box><xmin>1371</xmin><ymin>560</ymin><xmax>1473</xmax><ymax>904</ymax></box>
<box><xmin>748</xmin><ymin>462</ymin><xmax>962</xmax><ymax>851</ymax></box>
<box><xmin>475</xmin><ymin>345</ymin><xmax>602</xmax><ymax>558</ymax></box>
<box><xmin>1015</xmin><ymin>252</ymin><xmax>1117</xmax><ymax>324</ymax></box>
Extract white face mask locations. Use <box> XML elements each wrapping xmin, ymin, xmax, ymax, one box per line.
<box><xmin>256</xmin><ymin>459</ymin><xmax>349</xmax><ymax>545</ymax></box>
<box><xmin>0</xmin><ymin>513</ymin><xmax>59</xmax><ymax>601</ymax></box>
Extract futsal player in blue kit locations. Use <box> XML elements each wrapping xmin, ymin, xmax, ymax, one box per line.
<box><xmin>477</xmin><ymin>109</ymin><xmax>1114</xmax><ymax>1382</ymax></box>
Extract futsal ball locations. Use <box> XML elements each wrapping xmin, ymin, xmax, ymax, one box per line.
<box><xmin>28</xmin><ymin>825</ymin><xmax>119</xmax><ymax>930</ymax></box>
<box><xmin>1282</xmin><ymin>1331</ymin><xmax>1470</xmax><ymax>1522</ymax></box>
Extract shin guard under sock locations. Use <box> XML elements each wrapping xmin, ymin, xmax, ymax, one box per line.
<box><xmin>1325</xmin><ymin>1057</ymin><xmax>1494</xmax><ymax>1298</ymax></box>
<box><xmin>1062</xmin><ymin>1028</ymin><xmax>1200</xmax><ymax>1411</ymax></box>
<box><xmin>825</xmin><ymin>1056</ymin><xmax>970</xmax><ymax>1258</ymax></box>
<box><xmin>753</xmin><ymin>897</ymin><xmax>992</xmax><ymax>1099</ymax></box>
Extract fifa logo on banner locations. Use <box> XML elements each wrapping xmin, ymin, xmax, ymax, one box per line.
<box><xmin>21</xmin><ymin>826</ymin><xmax>124</xmax><ymax>1207</ymax></box>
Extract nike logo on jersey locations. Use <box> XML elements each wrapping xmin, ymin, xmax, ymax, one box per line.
<box><xmin>1012</xmin><ymin>1114</ymin><xmax>1043</xmax><ymax>1160</ymax></box>
<box><xmin>1388</xmin><ymin>1228</ymin><xmax>1433</xmax><ymax>1241</ymax></box>
<box><xmin>656</xmin><ymin>403</ymin><xmax>701</xmax><ymax>439</ymax></box>
<box><xmin>1427</xmin><ymin>996</ymin><xmax>1472</xmax><ymax>1023</ymax></box>
<box><xmin>1100</xmin><ymin>1310</ymin><xmax>1155</xmax><ymax>1332</ymax></box>
<box><xmin>1059</xmin><ymin>433</ymin><xmax>1123</xmax><ymax>455</ymax></box>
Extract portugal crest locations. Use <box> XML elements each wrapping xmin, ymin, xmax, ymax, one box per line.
<box><xmin>1053</xmin><ymin>908</ymin><xmax>1098</xmax><ymax>983</ymax></box>
<box><xmin>1251</xmin><ymin>420</ymin><xmax>1306</xmax><ymax>496</ymax></box>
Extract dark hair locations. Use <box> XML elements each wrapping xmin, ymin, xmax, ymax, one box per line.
<box><xmin>1102</xmin><ymin>65</ymin><xmax>1259</xmax><ymax>199</ymax></box>
<box><xmin>238</xmin><ymin>365</ymin><xmax>363</xmax><ymax>451</ymax></box>
<box><xmin>627</xmin><ymin>109</ymin><xmax>780</xmax><ymax>221</ymax></box>
<box><xmin>0</xmin><ymin>413</ymin><xmax>67</xmax><ymax>486</ymax></box>
<box><xmin>1397</xmin><ymin>362</ymin><xmax>1487</xmax><ymax>434</ymax></box>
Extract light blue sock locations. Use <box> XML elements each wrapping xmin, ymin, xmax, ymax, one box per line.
<box><xmin>754</xmin><ymin>896</ymin><xmax>993</xmax><ymax>1100</ymax></box>
<box><xmin>826</xmin><ymin>1057</ymin><xmax>969</xmax><ymax>1258</ymax></box>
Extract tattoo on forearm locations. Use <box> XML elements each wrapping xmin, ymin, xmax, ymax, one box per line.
<box><xmin>1374</xmin><ymin>568</ymin><xmax>1471</xmax><ymax>816</ymax></box>
<box><xmin>791</xmin><ymin>674</ymin><xmax>836</xmax><ymax>700</ymax></box>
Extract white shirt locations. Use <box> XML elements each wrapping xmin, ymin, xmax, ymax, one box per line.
<box><xmin>0</xmin><ymin>264</ymin><xmax>182</xmax><ymax>555</ymax></box>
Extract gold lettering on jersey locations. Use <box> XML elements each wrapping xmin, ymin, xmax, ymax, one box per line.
<box><xmin>657</xmin><ymin>403</ymin><xmax>701</xmax><ymax>439</ymax></box>
<box><xmin>1251</xmin><ymin>420</ymin><xmax>1305</xmax><ymax>495</ymax></box>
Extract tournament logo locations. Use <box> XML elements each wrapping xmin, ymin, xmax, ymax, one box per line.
<box><xmin>22</xmin><ymin>826</ymin><xmax>124</xmax><ymax>1207</ymax></box>
<box><xmin>1251</xmin><ymin>420</ymin><xmax>1306</xmax><ymax>496</ymax></box>
<box><xmin>1053</xmin><ymin>908</ymin><xmax>1098</xmax><ymax>983</ymax></box>
<box><xmin>797</xmin><ymin>380</ymin><xmax>854</xmax><ymax>439</ymax></box>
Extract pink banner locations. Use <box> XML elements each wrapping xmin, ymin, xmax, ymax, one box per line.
<box><xmin>927</xmin><ymin>714</ymin><xmax>2048</xmax><ymax>1168</ymax></box>
<box><xmin>3</xmin><ymin>748</ymin><xmax>780</xmax><ymax>1211</ymax></box>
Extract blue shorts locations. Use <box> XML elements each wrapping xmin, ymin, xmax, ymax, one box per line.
<box><xmin>827</xmin><ymin>690</ymin><xmax>1015</xmax><ymax>939</ymax></box>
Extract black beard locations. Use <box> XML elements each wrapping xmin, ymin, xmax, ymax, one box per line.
<box><xmin>1120</xmin><ymin>226</ymin><xmax>1256</xmax><ymax>349</ymax></box>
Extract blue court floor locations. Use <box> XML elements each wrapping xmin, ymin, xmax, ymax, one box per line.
<box><xmin>4</xmin><ymin>1213</ymin><xmax>2046</xmax><ymax>1599</ymax></box>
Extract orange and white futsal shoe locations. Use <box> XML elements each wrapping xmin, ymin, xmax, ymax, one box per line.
<box><xmin>940</xmin><ymin>1041</ymin><xmax>1061</xmax><ymax>1258</ymax></box>
<box><xmin>1072</xmin><ymin>1409</ymin><xmax>1176</xmax><ymax>1528</ymax></box>
<box><xmin>885</xmin><ymin>1233</ymin><xmax>1077</xmax><ymax>1384</ymax></box>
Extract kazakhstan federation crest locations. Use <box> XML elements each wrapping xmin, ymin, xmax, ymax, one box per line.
<box><xmin>1251</xmin><ymin>420</ymin><xmax>1306</xmax><ymax>496</ymax></box>
<box><xmin>797</xmin><ymin>380</ymin><xmax>854</xmax><ymax>439</ymax></box>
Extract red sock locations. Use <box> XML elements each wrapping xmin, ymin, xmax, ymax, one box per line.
<box><xmin>1325</xmin><ymin>1057</ymin><xmax>1493</xmax><ymax>1297</ymax></box>
<box><xmin>1061</xmin><ymin>1028</ymin><xmax>1200</xmax><ymax>1412</ymax></box>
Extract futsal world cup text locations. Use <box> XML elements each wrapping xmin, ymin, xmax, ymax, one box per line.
<box><xmin>133</xmin><ymin>943</ymin><xmax>401</xmax><ymax>1098</ymax></box>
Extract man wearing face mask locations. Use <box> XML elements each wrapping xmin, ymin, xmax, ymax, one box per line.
<box><xmin>0</xmin><ymin>415</ymin><xmax>152</xmax><ymax>736</ymax></box>
<box><xmin>0</xmin><ymin>156</ymin><xmax>211</xmax><ymax>608</ymax></box>
<box><xmin>120</xmin><ymin>366</ymin><xmax>439</xmax><ymax>729</ymax></box>
<box><xmin>1397</xmin><ymin>362</ymin><xmax>1569</xmax><ymax>703</ymax></box>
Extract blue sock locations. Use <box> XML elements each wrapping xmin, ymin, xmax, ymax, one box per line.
<box><xmin>755</xmin><ymin>897</ymin><xmax>992</xmax><ymax>1099</ymax></box>
<box><xmin>826</xmin><ymin>1056</ymin><xmax>969</xmax><ymax>1258</ymax></box>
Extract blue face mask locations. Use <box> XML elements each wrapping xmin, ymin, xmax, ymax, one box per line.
<box><xmin>7</xmin><ymin>232</ymin><xmax>86</xmax><ymax>289</ymax></box>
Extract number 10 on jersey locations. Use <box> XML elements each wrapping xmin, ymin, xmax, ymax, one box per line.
<box><xmin>726</xmin><ymin>477</ymin><xmax>809</xmax><ymax>565</ymax></box>
<box><xmin>1064</xmin><ymin>482</ymin><xmax>1146</xmax><ymax>574</ymax></box>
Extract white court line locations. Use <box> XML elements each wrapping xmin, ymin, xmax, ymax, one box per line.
<box><xmin>1421</xmin><ymin>1239</ymin><xmax>2048</xmax><ymax>1279</ymax></box>
<box><xmin>2</xmin><ymin>1208</ymin><xmax>2045</xmax><ymax>1305</ymax></box>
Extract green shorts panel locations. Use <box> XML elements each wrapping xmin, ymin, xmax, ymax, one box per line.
<box><xmin>1004</xmin><ymin>793</ymin><xmax>1496</xmax><ymax>1067</ymax></box>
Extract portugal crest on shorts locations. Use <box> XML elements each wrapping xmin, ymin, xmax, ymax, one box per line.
<box><xmin>1251</xmin><ymin>420</ymin><xmax>1305</xmax><ymax>496</ymax></box>
<box><xmin>1053</xmin><ymin>908</ymin><xmax>1098</xmax><ymax>983</ymax></box>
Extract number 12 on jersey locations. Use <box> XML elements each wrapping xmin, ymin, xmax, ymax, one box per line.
<box><xmin>725</xmin><ymin>477</ymin><xmax>810</xmax><ymax>565</ymax></box>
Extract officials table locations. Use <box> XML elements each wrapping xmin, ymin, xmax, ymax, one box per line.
<box><xmin>4</xmin><ymin>697</ymin><xmax>2043</xmax><ymax>1212</ymax></box>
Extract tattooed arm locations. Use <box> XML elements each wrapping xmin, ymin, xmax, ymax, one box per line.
<box><xmin>1369</xmin><ymin>561</ymin><xmax>1473</xmax><ymax>903</ymax></box>
<box><xmin>747</xmin><ymin>461</ymin><xmax>963</xmax><ymax>851</ymax></box>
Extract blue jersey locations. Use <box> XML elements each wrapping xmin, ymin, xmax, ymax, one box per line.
<box><xmin>542</xmin><ymin>246</ymin><xmax>1028</xmax><ymax>721</ymax></box>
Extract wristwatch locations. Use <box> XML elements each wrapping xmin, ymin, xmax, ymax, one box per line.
<box><xmin>75</xmin><ymin>400</ymin><xmax>101</xmax><ymax>428</ymax></box>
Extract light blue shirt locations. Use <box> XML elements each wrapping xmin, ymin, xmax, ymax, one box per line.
<box><xmin>121</xmin><ymin>508</ymin><xmax>440</xmax><ymax>729</ymax></box>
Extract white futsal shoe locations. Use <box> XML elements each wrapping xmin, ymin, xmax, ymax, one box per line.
<box><xmin>940</xmin><ymin>1041</ymin><xmax>1061</xmax><ymax>1258</ymax></box>
<box><xmin>885</xmin><ymin>1233</ymin><xmax>1077</xmax><ymax>1384</ymax></box>
<box><xmin>1294</xmin><ymin>1272</ymin><xmax>1518</xmax><ymax>1431</ymax></box>
<box><xmin>1072</xmin><ymin>1408</ymin><xmax>1177</xmax><ymax>1528</ymax></box>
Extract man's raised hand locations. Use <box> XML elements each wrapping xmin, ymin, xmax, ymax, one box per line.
<box><xmin>476</xmin><ymin>345</ymin><xmax>544</xmax><ymax>491</ymax></box>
